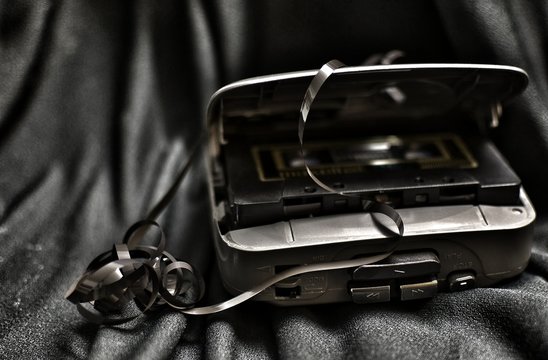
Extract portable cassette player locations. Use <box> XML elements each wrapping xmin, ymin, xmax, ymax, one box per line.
<box><xmin>205</xmin><ymin>63</ymin><xmax>536</xmax><ymax>305</ymax></box>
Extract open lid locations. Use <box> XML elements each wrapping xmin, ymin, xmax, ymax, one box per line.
<box><xmin>206</xmin><ymin>63</ymin><xmax>528</xmax><ymax>141</ymax></box>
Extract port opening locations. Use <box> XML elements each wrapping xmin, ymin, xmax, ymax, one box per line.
<box><xmin>275</xmin><ymin>286</ymin><xmax>302</xmax><ymax>299</ymax></box>
<box><xmin>275</xmin><ymin>264</ymin><xmax>299</xmax><ymax>274</ymax></box>
<box><xmin>439</xmin><ymin>185</ymin><xmax>476</xmax><ymax>203</ymax></box>
<box><xmin>283</xmin><ymin>197</ymin><xmax>322</xmax><ymax>217</ymax></box>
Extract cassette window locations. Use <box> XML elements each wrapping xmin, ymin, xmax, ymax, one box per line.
<box><xmin>252</xmin><ymin>133</ymin><xmax>478</xmax><ymax>182</ymax></box>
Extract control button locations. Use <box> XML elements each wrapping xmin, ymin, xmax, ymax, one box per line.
<box><xmin>400</xmin><ymin>279</ymin><xmax>438</xmax><ymax>301</ymax></box>
<box><xmin>448</xmin><ymin>272</ymin><xmax>476</xmax><ymax>292</ymax></box>
<box><xmin>350</xmin><ymin>285</ymin><xmax>391</xmax><ymax>304</ymax></box>
<box><xmin>353</xmin><ymin>251</ymin><xmax>440</xmax><ymax>281</ymax></box>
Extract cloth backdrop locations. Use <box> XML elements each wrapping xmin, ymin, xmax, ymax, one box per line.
<box><xmin>1</xmin><ymin>1</ymin><xmax>547</xmax><ymax>358</ymax></box>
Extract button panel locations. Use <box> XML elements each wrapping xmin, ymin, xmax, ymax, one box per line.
<box><xmin>350</xmin><ymin>252</ymin><xmax>443</xmax><ymax>304</ymax></box>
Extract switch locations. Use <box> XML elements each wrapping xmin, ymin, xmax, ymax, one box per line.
<box><xmin>353</xmin><ymin>251</ymin><xmax>440</xmax><ymax>281</ymax></box>
<box><xmin>448</xmin><ymin>272</ymin><xmax>476</xmax><ymax>292</ymax></box>
<box><xmin>350</xmin><ymin>285</ymin><xmax>391</xmax><ymax>304</ymax></box>
<box><xmin>400</xmin><ymin>279</ymin><xmax>438</xmax><ymax>301</ymax></box>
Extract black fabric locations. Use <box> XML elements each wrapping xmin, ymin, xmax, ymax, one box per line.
<box><xmin>1</xmin><ymin>0</ymin><xmax>547</xmax><ymax>358</ymax></box>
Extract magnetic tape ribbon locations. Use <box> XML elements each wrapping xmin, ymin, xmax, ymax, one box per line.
<box><xmin>65</xmin><ymin>60</ymin><xmax>404</xmax><ymax>324</ymax></box>
<box><xmin>298</xmin><ymin>60</ymin><xmax>404</xmax><ymax>236</ymax></box>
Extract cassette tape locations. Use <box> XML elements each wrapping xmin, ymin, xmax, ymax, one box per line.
<box><xmin>205</xmin><ymin>63</ymin><xmax>535</xmax><ymax>305</ymax></box>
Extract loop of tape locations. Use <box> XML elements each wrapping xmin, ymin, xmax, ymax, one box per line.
<box><xmin>65</xmin><ymin>220</ymin><xmax>204</xmax><ymax>324</ymax></box>
<box><xmin>66</xmin><ymin>60</ymin><xmax>405</xmax><ymax>324</ymax></box>
<box><xmin>298</xmin><ymin>60</ymin><xmax>404</xmax><ymax>236</ymax></box>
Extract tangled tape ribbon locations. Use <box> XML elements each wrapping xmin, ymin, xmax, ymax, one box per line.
<box><xmin>65</xmin><ymin>60</ymin><xmax>404</xmax><ymax>323</ymax></box>
<box><xmin>65</xmin><ymin>220</ymin><xmax>205</xmax><ymax>324</ymax></box>
<box><xmin>298</xmin><ymin>60</ymin><xmax>404</xmax><ymax>236</ymax></box>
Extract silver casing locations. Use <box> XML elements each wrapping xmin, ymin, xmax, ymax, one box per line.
<box><xmin>205</xmin><ymin>64</ymin><xmax>536</xmax><ymax>305</ymax></box>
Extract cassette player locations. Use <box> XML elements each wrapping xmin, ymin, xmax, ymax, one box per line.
<box><xmin>205</xmin><ymin>63</ymin><xmax>536</xmax><ymax>305</ymax></box>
